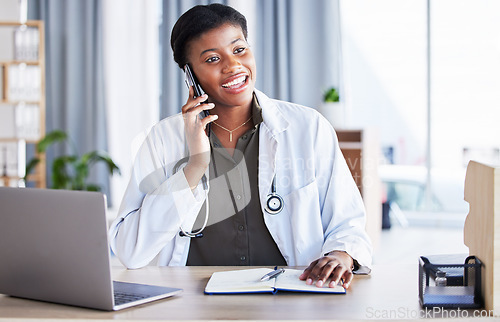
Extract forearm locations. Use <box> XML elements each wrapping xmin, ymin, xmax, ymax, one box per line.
<box><xmin>112</xmin><ymin>207</ymin><xmax>176</xmax><ymax>269</ymax></box>
<box><xmin>109</xmin><ymin>172</ymin><xmax>206</xmax><ymax>268</ymax></box>
<box><xmin>183</xmin><ymin>158</ymin><xmax>208</xmax><ymax>190</ymax></box>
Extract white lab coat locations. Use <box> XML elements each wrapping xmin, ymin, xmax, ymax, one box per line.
<box><xmin>108</xmin><ymin>90</ymin><xmax>372</xmax><ymax>271</ymax></box>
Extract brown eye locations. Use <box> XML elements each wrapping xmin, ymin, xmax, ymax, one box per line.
<box><xmin>234</xmin><ymin>47</ymin><xmax>246</xmax><ymax>54</ymax></box>
<box><xmin>205</xmin><ymin>56</ymin><xmax>220</xmax><ymax>63</ymax></box>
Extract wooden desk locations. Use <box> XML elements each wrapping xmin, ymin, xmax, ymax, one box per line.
<box><xmin>0</xmin><ymin>264</ymin><xmax>455</xmax><ymax>320</ymax></box>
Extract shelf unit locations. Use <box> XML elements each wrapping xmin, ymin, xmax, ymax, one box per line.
<box><xmin>0</xmin><ymin>20</ymin><xmax>45</xmax><ymax>188</ymax></box>
<box><xmin>337</xmin><ymin>129</ymin><xmax>381</xmax><ymax>249</ymax></box>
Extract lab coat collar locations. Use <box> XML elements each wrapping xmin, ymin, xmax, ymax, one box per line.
<box><xmin>254</xmin><ymin>89</ymin><xmax>289</xmax><ymax>137</ymax></box>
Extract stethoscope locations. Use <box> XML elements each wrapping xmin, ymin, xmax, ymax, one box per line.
<box><xmin>173</xmin><ymin>157</ymin><xmax>209</xmax><ymax>238</ymax></box>
<box><xmin>174</xmin><ymin>156</ymin><xmax>284</xmax><ymax>238</ymax></box>
<box><xmin>265</xmin><ymin>175</ymin><xmax>284</xmax><ymax>215</ymax></box>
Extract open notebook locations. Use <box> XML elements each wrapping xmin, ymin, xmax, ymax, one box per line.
<box><xmin>205</xmin><ymin>268</ymin><xmax>346</xmax><ymax>294</ymax></box>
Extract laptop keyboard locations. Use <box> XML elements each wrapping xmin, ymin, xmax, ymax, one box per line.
<box><xmin>114</xmin><ymin>291</ymin><xmax>151</xmax><ymax>306</ymax></box>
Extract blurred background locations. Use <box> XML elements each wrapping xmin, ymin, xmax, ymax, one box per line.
<box><xmin>1</xmin><ymin>0</ymin><xmax>499</xmax><ymax>264</ymax></box>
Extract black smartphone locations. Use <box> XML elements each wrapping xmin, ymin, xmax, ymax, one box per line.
<box><xmin>184</xmin><ymin>64</ymin><xmax>208</xmax><ymax>107</ymax></box>
<box><xmin>184</xmin><ymin>64</ymin><xmax>210</xmax><ymax>135</ymax></box>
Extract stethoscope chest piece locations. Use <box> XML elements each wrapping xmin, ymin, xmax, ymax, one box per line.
<box><xmin>265</xmin><ymin>193</ymin><xmax>284</xmax><ymax>215</ymax></box>
<box><xmin>265</xmin><ymin>175</ymin><xmax>283</xmax><ymax>215</ymax></box>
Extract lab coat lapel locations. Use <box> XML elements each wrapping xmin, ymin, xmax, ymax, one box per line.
<box><xmin>255</xmin><ymin>90</ymin><xmax>288</xmax><ymax>210</ymax></box>
<box><xmin>255</xmin><ymin>90</ymin><xmax>293</xmax><ymax>264</ymax></box>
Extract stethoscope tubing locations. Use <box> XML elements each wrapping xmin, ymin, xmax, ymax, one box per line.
<box><xmin>175</xmin><ymin>154</ymin><xmax>283</xmax><ymax>238</ymax></box>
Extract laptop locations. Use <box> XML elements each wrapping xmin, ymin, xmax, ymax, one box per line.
<box><xmin>0</xmin><ymin>187</ymin><xmax>182</xmax><ymax>311</ymax></box>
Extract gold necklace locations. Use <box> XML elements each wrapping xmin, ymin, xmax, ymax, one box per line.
<box><xmin>212</xmin><ymin>116</ymin><xmax>253</xmax><ymax>142</ymax></box>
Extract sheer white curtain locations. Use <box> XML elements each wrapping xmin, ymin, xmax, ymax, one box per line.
<box><xmin>103</xmin><ymin>0</ymin><xmax>160</xmax><ymax>212</ymax></box>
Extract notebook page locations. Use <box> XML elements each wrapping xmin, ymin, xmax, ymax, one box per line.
<box><xmin>205</xmin><ymin>268</ymin><xmax>275</xmax><ymax>293</ymax></box>
<box><xmin>275</xmin><ymin>269</ymin><xmax>346</xmax><ymax>293</ymax></box>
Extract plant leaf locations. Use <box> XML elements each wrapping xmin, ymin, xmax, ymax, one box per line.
<box><xmin>74</xmin><ymin>159</ymin><xmax>89</xmax><ymax>190</ymax></box>
<box><xmin>28</xmin><ymin>129</ymin><xmax>121</xmax><ymax>190</ymax></box>
<box><xmin>24</xmin><ymin>157</ymin><xmax>40</xmax><ymax>179</ymax></box>
<box><xmin>85</xmin><ymin>184</ymin><xmax>101</xmax><ymax>192</ymax></box>
<box><xmin>83</xmin><ymin>150</ymin><xmax>121</xmax><ymax>175</ymax></box>
<box><xmin>51</xmin><ymin>155</ymin><xmax>76</xmax><ymax>189</ymax></box>
<box><xmin>323</xmin><ymin>87</ymin><xmax>340</xmax><ymax>102</ymax></box>
<box><xmin>36</xmin><ymin>130</ymin><xmax>68</xmax><ymax>153</ymax></box>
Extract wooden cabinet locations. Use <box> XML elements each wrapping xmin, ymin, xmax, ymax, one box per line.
<box><xmin>463</xmin><ymin>161</ymin><xmax>500</xmax><ymax>312</ymax></box>
<box><xmin>337</xmin><ymin>129</ymin><xmax>381</xmax><ymax>249</ymax></box>
<box><xmin>0</xmin><ymin>21</ymin><xmax>45</xmax><ymax>188</ymax></box>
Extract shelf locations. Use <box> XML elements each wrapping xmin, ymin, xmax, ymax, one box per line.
<box><xmin>0</xmin><ymin>100</ymin><xmax>41</xmax><ymax>104</ymax></box>
<box><xmin>338</xmin><ymin>142</ymin><xmax>363</xmax><ymax>150</ymax></box>
<box><xmin>337</xmin><ymin>128</ymin><xmax>381</xmax><ymax>250</ymax></box>
<box><xmin>0</xmin><ymin>21</ymin><xmax>42</xmax><ymax>27</ymax></box>
<box><xmin>0</xmin><ymin>20</ymin><xmax>45</xmax><ymax>188</ymax></box>
<box><xmin>0</xmin><ymin>61</ymin><xmax>40</xmax><ymax>65</ymax></box>
<box><xmin>0</xmin><ymin>138</ymin><xmax>41</xmax><ymax>144</ymax></box>
<box><xmin>1</xmin><ymin>175</ymin><xmax>22</xmax><ymax>180</ymax></box>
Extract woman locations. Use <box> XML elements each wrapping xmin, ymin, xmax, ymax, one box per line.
<box><xmin>109</xmin><ymin>4</ymin><xmax>372</xmax><ymax>289</ymax></box>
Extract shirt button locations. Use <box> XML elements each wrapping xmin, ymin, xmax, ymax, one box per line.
<box><xmin>240</xmin><ymin>256</ymin><xmax>246</xmax><ymax>261</ymax></box>
<box><xmin>236</xmin><ymin>194</ymin><xmax>242</xmax><ymax>200</ymax></box>
<box><xmin>238</xmin><ymin>225</ymin><xmax>245</xmax><ymax>231</ymax></box>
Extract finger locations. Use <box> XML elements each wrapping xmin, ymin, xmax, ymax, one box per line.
<box><xmin>183</xmin><ymin>102</ymin><xmax>214</xmax><ymax>124</ymax></box>
<box><xmin>191</xmin><ymin>101</ymin><xmax>215</xmax><ymax>117</ymax></box>
<box><xmin>199</xmin><ymin>102</ymin><xmax>215</xmax><ymax>115</ymax></box>
<box><xmin>329</xmin><ymin>270</ymin><xmax>353</xmax><ymax>289</ymax></box>
<box><xmin>299</xmin><ymin>260</ymin><xmax>318</xmax><ymax>281</ymax></box>
<box><xmin>329</xmin><ymin>263</ymin><xmax>352</xmax><ymax>288</ymax></box>
<box><xmin>181</xmin><ymin>86</ymin><xmax>195</xmax><ymax>113</ymax></box>
<box><xmin>336</xmin><ymin>270</ymin><xmax>354</xmax><ymax>289</ymax></box>
<box><xmin>315</xmin><ymin>260</ymin><xmax>338</xmax><ymax>288</ymax></box>
<box><xmin>201</xmin><ymin>114</ymin><xmax>218</xmax><ymax>130</ymax></box>
<box><xmin>304</xmin><ymin>257</ymin><xmax>331</xmax><ymax>285</ymax></box>
<box><xmin>182</xmin><ymin>93</ymin><xmax>209</xmax><ymax>114</ymax></box>
<box><xmin>182</xmin><ymin>94</ymin><xmax>209</xmax><ymax>114</ymax></box>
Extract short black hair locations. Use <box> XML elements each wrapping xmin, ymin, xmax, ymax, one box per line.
<box><xmin>170</xmin><ymin>4</ymin><xmax>248</xmax><ymax>69</ymax></box>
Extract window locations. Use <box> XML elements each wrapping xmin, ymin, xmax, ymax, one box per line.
<box><xmin>342</xmin><ymin>0</ymin><xmax>500</xmax><ymax>225</ymax></box>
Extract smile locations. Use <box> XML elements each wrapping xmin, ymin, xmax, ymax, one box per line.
<box><xmin>222</xmin><ymin>75</ymin><xmax>247</xmax><ymax>88</ymax></box>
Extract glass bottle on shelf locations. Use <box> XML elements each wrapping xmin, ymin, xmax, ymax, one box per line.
<box><xmin>435</xmin><ymin>270</ymin><xmax>447</xmax><ymax>286</ymax></box>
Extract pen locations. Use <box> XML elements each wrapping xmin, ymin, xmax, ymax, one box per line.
<box><xmin>260</xmin><ymin>268</ymin><xmax>285</xmax><ymax>282</ymax></box>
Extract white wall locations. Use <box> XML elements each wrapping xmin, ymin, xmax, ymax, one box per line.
<box><xmin>0</xmin><ymin>0</ymin><xmax>20</xmax><ymax>21</ymax></box>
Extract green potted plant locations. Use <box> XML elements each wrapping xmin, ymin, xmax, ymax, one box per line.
<box><xmin>25</xmin><ymin>130</ymin><xmax>120</xmax><ymax>191</ymax></box>
<box><xmin>323</xmin><ymin>87</ymin><xmax>340</xmax><ymax>103</ymax></box>
<box><xmin>319</xmin><ymin>87</ymin><xmax>345</xmax><ymax>128</ymax></box>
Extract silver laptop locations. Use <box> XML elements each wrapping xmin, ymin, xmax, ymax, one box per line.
<box><xmin>0</xmin><ymin>187</ymin><xmax>182</xmax><ymax>311</ymax></box>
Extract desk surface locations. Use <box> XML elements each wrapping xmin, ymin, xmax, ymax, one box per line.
<box><xmin>0</xmin><ymin>264</ymin><xmax>451</xmax><ymax>320</ymax></box>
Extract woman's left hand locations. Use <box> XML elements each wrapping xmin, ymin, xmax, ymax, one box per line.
<box><xmin>299</xmin><ymin>251</ymin><xmax>354</xmax><ymax>289</ymax></box>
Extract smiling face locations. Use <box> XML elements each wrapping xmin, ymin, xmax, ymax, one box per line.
<box><xmin>186</xmin><ymin>23</ymin><xmax>256</xmax><ymax>111</ymax></box>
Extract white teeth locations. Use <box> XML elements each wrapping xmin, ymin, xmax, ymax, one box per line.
<box><xmin>222</xmin><ymin>75</ymin><xmax>246</xmax><ymax>88</ymax></box>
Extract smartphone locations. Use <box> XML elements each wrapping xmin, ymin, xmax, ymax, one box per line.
<box><xmin>184</xmin><ymin>64</ymin><xmax>208</xmax><ymax>105</ymax></box>
<box><xmin>184</xmin><ymin>64</ymin><xmax>210</xmax><ymax>134</ymax></box>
